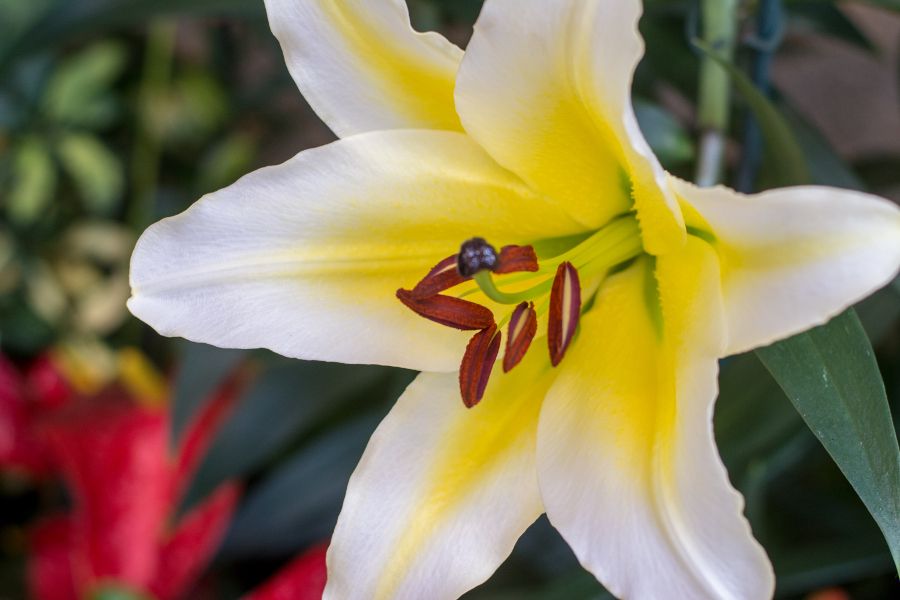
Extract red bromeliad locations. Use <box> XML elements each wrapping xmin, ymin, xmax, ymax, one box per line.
<box><xmin>1</xmin><ymin>354</ymin><xmax>74</xmax><ymax>476</ymax></box>
<box><xmin>3</xmin><ymin>351</ymin><xmax>330</xmax><ymax>600</ymax></box>
<box><xmin>0</xmin><ymin>353</ymin><xmax>242</xmax><ymax>600</ymax></box>
<box><xmin>28</xmin><ymin>386</ymin><xmax>242</xmax><ymax>600</ymax></box>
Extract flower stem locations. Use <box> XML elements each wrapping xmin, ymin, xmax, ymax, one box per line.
<box><xmin>695</xmin><ymin>0</ymin><xmax>739</xmax><ymax>187</ymax></box>
<box><xmin>128</xmin><ymin>20</ymin><xmax>177</xmax><ymax>231</ymax></box>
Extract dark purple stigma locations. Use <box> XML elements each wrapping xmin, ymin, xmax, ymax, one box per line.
<box><xmin>457</xmin><ymin>238</ymin><xmax>499</xmax><ymax>277</ymax></box>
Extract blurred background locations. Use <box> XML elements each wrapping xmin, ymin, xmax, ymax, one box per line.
<box><xmin>1</xmin><ymin>0</ymin><xmax>899</xmax><ymax>598</ymax></box>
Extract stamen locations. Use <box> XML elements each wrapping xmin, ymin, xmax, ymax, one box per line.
<box><xmin>495</xmin><ymin>245</ymin><xmax>539</xmax><ymax>274</ymax></box>
<box><xmin>396</xmin><ymin>289</ymin><xmax>494</xmax><ymax>330</ymax></box>
<box><xmin>548</xmin><ymin>262</ymin><xmax>581</xmax><ymax>366</ymax></box>
<box><xmin>503</xmin><ymin>301</ymin><xmax>537</xmax><ymax>372</ymax></box>
<box><xmin>410</xmin><ymin>255</ymin><xmax>467</xmax><ymax>298</ymax></box>
<box><xmin>459</xmin><ymin>324</ymin><xmax>502</xmax><ymax>408</ymax></box>
<box><xmin>457</xmin><ymin>238</ymin><xmax>499</xmax><ymax>277</ymax></box>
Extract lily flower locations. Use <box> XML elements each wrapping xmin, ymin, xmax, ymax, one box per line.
<box><xmin>127</xmin><ymin>1</ymin><xmax>900</xmax><ymax>598</ymax></box>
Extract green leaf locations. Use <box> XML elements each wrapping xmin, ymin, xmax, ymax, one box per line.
<box><xmin>195</xmin><ymin>132</ymin><xmax>257</xmax><ymax>195</ymax></box>
<box><xmin>757</xmin><ymin>311</ymin><xmax>900</xmax><ymax>571</ymax></box>
<box><xmin>149</xmin><ymin>72</ymin><xmax>230</xmax><ymax>148</ymax></box>
<box><xmin>56</xmin><ymin>132</ymin><xmax>124</xmax><ymax>214</ymax></box>
<box><xmin>6</xmin><ymin>137</ymin><xmax>56</xmax><ymax>226</ymax></box>
<box><xmin>43</xmin><ymin>41</ymin><xmax>127</xmax><ymax>128</ymax></box>
<box><xmin>692</xmin><ymin>39</ymin><xmax>810</xmax><ymax>186</ymax></box>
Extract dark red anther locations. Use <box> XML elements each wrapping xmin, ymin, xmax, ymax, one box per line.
<box><xmin>410</xmin><ymin>255</ymin><xmax>468</xmax><ymax>299</ymax></box>
<box><xmin>495</xmin><ymin>245</ymin><xmax>539</xmax><ymax>274</ymax></box>
<box><xmin>459</xmin><ymin>325</ymin><xmax>502</xmax><ymax>408</ymax></box>
<box><xmin>547</xmin><ymin>262</ymin><xmax>581</xmax><ymax>367</ymax></box>
<box><xmin>503</xmin><ymin>302</ymin><xmax>537</xmax><ymax>373</ymax></box>
<box><xmin>396</xmin><ymin>289</ymin><xmax>494</xmax><ymax>331</ymax></box>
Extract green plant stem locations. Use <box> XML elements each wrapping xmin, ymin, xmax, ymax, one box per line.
<box><xmin>695</xmin><ymin>0</ymin><xmax>739</xmax><ymax>187</ymax></box>
<box><xmin>128</xmin><ymin>20</ymin><xmax>177</xmax><ymax>231</ymax></box>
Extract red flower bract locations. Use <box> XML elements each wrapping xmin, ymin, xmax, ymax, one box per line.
<box><xmin>21</xmin><ymin>360</ymin><xmax>245</xmax><ymax>600</ymax></box>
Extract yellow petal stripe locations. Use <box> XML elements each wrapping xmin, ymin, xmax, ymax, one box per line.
<box><xmin>264</xmin><ymin>0</ymin><xmax>463</xmax><ymax>136</ymax></box>
<box><xmin>537</xmin><ymin>238</ymin><xmax>773</xmax><ymax>599</ymax></box>
<box><xmin>455</xmin><ymin>0</ymin><xmax>685</xmax><ymax>250</ymax></box>
<box><xmin>326</xmin><ymin>350</ymin><xmax>555</xmax><ymax>599</ymax></box>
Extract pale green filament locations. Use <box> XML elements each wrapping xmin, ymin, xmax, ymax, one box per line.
<box><xmin>473</xmin><ymin>271</ymin><xmax>553</xmax><ymax>305</ymax></box>
<box><xmin>536</xmin><ymin>215</ymin><xmax>641</xmax><ymax>273</ymax></box>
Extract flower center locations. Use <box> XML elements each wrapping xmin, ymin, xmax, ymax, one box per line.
<box><xmin>397</xmin><ymin>214</ymin><xmax>644</xmax><ymax>407</ymax></box>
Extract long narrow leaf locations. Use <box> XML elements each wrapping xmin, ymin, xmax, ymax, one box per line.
<box><xmin>757</xmin><ymin>312</ymin><xmax>900</xmax><ymax>571</ymax></box>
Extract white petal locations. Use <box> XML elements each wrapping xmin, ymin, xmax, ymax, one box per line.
<box><xmin>672</xmin><ymin>177</ymin><xmax>900</xmax><ymax>355</ymax></box>
<box><xmin>454</xmin><ymin>0</ymin><xmax>684</xmax><ymax>252</ymax></box>
<box><xmin>128</xmin><ymin>130</ymin><xmax>581</xmax><ymax>372</ymax></box>
<box><xmin>326</xmin><ymin>353</ymin><xmax>554</xmax><ymax>599</ymax></box>
<box><xmin>264</xmin><ymin>0</ymin><xmax>463</xmax><ymax>136</ymax></box>
<box><xmin>538</xmin><ymin>241</ymin><xmax>774</xmax><ymax>600</ymax></box>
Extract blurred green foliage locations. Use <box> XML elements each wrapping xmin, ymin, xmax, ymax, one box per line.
<box><xmin>2</xmin><ymin>0</ymin><xmax>900</xmax><ymax>599</ymax></box>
